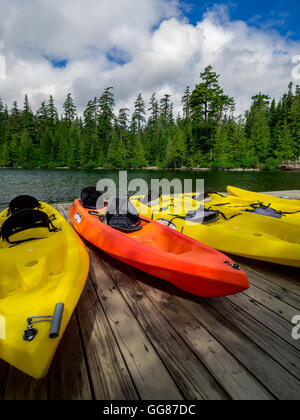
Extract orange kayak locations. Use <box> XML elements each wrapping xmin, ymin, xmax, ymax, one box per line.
<box><xmin>69</xmin><ymin>199</ymin><xmax>249</xmax><ymax>297</ymax></box>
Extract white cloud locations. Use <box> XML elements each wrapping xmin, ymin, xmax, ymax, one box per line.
<box><xmin>0</xmin><ymin>1</ymin><xmax>299</xmax><ymax>117</ymax></box>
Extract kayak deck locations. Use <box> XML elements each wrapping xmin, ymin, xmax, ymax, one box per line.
<box><xmin>69</xmin><ymin>199</ymin><xmax>249</xmax><ymax>297</ymax></box>
<box><xmin>1</xmin><ymin>201</ymin><xmax>299</xmax><ymax>400</ymax></box>
<box><xmin>0</xmin><ymin>203</ymin><xmax>89</xmax><ymax>379</ymax></box>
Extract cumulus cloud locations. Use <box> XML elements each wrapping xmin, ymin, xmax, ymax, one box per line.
<box><xmin>0</xmin><ymin>1</ymin><xmax>299</xmax><ymax>117</ymax></box>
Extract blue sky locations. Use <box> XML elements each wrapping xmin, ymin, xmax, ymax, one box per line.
<box><xmin>183</xmin><ymin>0</ymin><xmax>300</xmax><ymax>39</ymax></box>
<box><xmin>44</xmin><ymin>56</ymin><xmax>68</xmax><ymax>68</ymax></box>
<box><xmin>45</xmin><ymin>1</ymin><xmax>300</xmax><ymax>68</ymax></box>
<box><xmin>1</xmin><ymin>0</ymin><xmax>300</xmax><ymax>115</ymax></box>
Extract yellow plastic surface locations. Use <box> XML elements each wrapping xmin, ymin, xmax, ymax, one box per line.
<box><xmin>195</xmin><ymin>191</ymin><xmax>300</xmax><ymax>224</ymax></box>
<box><xmin>130</xmin><ymin>193</ymin><xmax>300</xmax><ymax>268</ymax></box>
<box><xmin>0</xmin><ymin>203</ymin><xmax>89</xmax><ymax>379</ymax></box>
<box><xmin>227</xmin><ymin>186</ymin><xmax>300</xmax><ymax>211</ymax></box>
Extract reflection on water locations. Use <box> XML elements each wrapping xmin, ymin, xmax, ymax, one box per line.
<box><xmin>0</xmin><ymin>168</ymin><xmax>300</xmax><ymax>207</ymax></box>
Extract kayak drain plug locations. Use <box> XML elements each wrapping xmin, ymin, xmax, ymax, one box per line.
<box><xmin>23</xmin><ymin>302</ymin><xmax>64</xmax><ymax>342</ymax></box>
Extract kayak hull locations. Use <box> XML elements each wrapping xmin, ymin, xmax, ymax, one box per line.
<box><xmin>0</xmin><ymin>203</ymin><xmax>89</xmax><ymax>379</ymax></box>
<box><xmin>130</xmin><ymin>193</ymin><xmax>300</xmax><ymax>268</ymax></box>
<box><xmin>70</xmin><ymin>200</ymin><xmax>249</xmax><ymax>298</ymax></box>
<box><xmin>227</xmin><ymin>186</ymin><xmax>300</xmax><ymax>210</ymax></box>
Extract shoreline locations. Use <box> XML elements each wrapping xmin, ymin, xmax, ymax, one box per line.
<box><xmin>0</xmin><ymin>166</ymin><xmax>300</xmax><ymax>172</ymax></box>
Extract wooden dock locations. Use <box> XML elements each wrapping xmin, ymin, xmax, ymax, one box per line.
<box><xmin>1</xmin><ymin>198</ymin><xmax>300</xmax><ymax>400</ymax></box>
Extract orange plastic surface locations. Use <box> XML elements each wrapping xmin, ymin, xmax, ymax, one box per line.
<box><xmin>69</xmin><ymin>200</ymin><xmax>249</xmax><ymax>297</ymax></box>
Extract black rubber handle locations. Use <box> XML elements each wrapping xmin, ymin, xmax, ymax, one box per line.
<box><xmin>49</xmin><ymin>303</ymin><xmax>64</xmax><ymax>339</ymax></box>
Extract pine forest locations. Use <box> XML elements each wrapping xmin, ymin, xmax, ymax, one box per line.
<box><xmin>0</xmin><ymin>66</ymin><xmax>299</xmax><ymax>170</ymax></box>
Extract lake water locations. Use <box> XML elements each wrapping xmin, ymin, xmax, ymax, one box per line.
<box><xmin>0</xmin><ymin>168</ymin><xmax>300</xmax><ymax>207</ymax></box>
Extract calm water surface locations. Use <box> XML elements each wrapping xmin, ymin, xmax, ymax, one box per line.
<box><xmin>0</xmin><ymin>168</ymin><xmax>300</xmax><ymax>207</ymax></box>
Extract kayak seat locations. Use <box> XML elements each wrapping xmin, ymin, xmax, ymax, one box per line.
<box><xmin>81</xmin><ymin>186</ymin><xmax>103</xmax><ymax>209</ymax></box>
<box><xmin>107</xmin><ymin>216</ymin><xmax>143</xmax><ymax>233</ymax></box>
<box><xmin>246</xmin><ymin>203</ymin><xmax>282</xmax><ymax>219</ymax></box>
<box><xmin>186</xmin><ymin>208</ymin><xmax>219</xmax><ymax>224</ymax></box>
<box><xmin>168</xmin><ymin>208</ymin><xmax>219</xmax><ymax>226</ymax></box>
<box><xmin>193</xmin><ymin>191</ymin><xmax>225</xmax><ymax>202</ymax></box>
<box><xmin>9</xmin><ymin>195</ymin><xmax>40</xmax><ymax>215</ymax></box>
<box><xmin>0</xmin><ymin>209</ymin><xmax>58</xmax><ymax>246</ymax></box>
<box><xmin>105</xmin><ymin>197</ymin><xmax>143</xmax><ymax>233</ymax></box>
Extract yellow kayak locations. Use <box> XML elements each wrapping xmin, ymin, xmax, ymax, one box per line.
<box><xmin>227</xmin><ymin>186</ymin><xmax>300</xmax><ymax>211</ymax></box>
<box><xmin>130</xmin><ymin>191</ymin><xmax>300</xmax><ymax>268</ymax></box>
<box><xmin>0</xmin><ymin>196</ymin><xmax>89</xmax><ymax>379</ymax></box>
<box><xmin>188</xmin><ymin>191</ymin><xmax>300</xmax><ymax>225</ymax></box>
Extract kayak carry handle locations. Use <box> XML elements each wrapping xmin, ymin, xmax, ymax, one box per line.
<box><xmin>49</xmin><ymin>303</ymin><xmax>64</xmax><ymax>339</ymax></box>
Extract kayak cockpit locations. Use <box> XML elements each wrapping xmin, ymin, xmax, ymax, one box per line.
<box><xmin>0</xmin><ymin>202</ymin><xmax>67</xmax><ymax>304</ymax></box>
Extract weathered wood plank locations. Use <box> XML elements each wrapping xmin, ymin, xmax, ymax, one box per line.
<box><xmin>100</xmin><ymin>254</ymin><xmax>229</xmax><ymax>401</ymax></box>
<box><xmin>51</xmin><ymin>200</ymin><xmax>300</xmax><ymax>401</ymax></box>
<box><xmin>0</xmin><ymin>360</ymin><xmax>9</xmax><ymax>400</ymax></box>
<box><xmin>62</xmin><ymin>203</ymin><xmax>227</xmax><ymax>400</ymax></box>
<box><xmin>88</xmin><ymin>249</ymin><xmax>183</xmax><ymax>400</ymax></box>
<box><xmin>62</xmin><ymin>202</ymin><xmax>183</xmax><ymax>399</ymax></box>
<box><xmin>243</xmin><ymin>284</ymin><xmax>298</xmax><ymax>322</ymax></box>
<box><xmin>48</xmin><ymin>313</ymin><xmax>93</xmax><ymax>400</ymax></box>
<box><xmin>234</xmin><ymin>256</ymin><xmax>300</xmax><ymax>296</ymax></box>
<box><xmin>228</xmin><ymin>292</ymin><xmax>299</xmax><ymax>351</ymax></box>
<box><xmin>55</xmin><ymin>204</ymin><xmax>139</xmax><ymax>400</ymax></box>
<box><xmin>4</xmin><ymin>368</ymin><xmax>48</xmax><ymax>400</ymax></box>
<box><xmin>176</xmin><ymin>293</ymin><xmax>300</xmax><ymax>400</ymax></box>
<box><xmin>207</xmin><ymin>297</ymin><xmax>300</xmax><ymax>380</ymax></box>
<box><xmin>76</xmin><ymin>276</ymin><xmax>139</xmax><ymax>400</ymax></box>
<box><xmin>121</xmin><ymin>264</ymin><xmax>273</xmax><ymax>400</ymax></box>
<box><xmin>245</xmin><ymin>269</ymin><xmax>300</xmax><ymax>310</ymax></box>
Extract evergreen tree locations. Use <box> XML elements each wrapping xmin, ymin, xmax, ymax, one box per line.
<box><xmin>276</xmin><ymin>120</ymin><xmax>295</xmax><ymax>163</ymax></box>
<box><xmin>9</xmin><ymin>134</ymin><xmax>21</xmax><ymax>167</ymax></box>
<box><xmin>0</xmin><ymin>69</ymin><xmax>299</xmax><ymax>170</ymax></box>
<box><xmin>118</xmin><ymin>108</ymin><xmax>130</xmax><ymax>137</ymax></box>
<box><xmin>39</xmin><ymin>127</ymin><xmax>54</xmax><ymax>167</ymax></box>
<box><xmin>107</xmin><ymin>131</ymin><xmax>124</xmax><ymax>168</ymax></box>
<box><xmin>168</xmin><ymin>127</ymin><xmax>186</xmax><ymax>169</ymax></box>
<box><xmin>80</xmin><ymin>135</ymin><xmax>89</xmax><ymax>167</ymax></box>
<box><xmin>126</xmin><ymin>133</ymin><xmax>146</xmax><ymax>168</ymax></box>
<box><xmin>98</xmin><ymin>87</ymin><xmax>115</xmax><ymax>155</ymax></box>
<box><xmin>160</xmin><ymin>94</ymin><xmax>172</xmax><ymax>124</ymax></box>
<box><xmin>190</xmin><ymin>66</ymin><xmax>223</xmax><ymax>123</ymax></box>
<box><xmin>145</xmin><ymin>93</ymin><xmax>160</xmax><ymax>163</ymax></box>
<box><xmin>0</xmin><ymin>99</ymin><xmax>8</xmax><ymax>146</ymax></box>
<box><xmin>67</xmin><ymin>124</ymin><xmax>80</xmax><ymax>168</ymax></box>
<box><xmin>63</xmin><ymin>93</ymin><xmax>77</xmax><ymax>126</ymax></box>
<box><xmin>246</xmin><ymin>94</ymin><xmax>271</xmax><ymax>162</ymax></box>
<box><xmin>6</xmin><ymin>101</ymin><xmax>21</xmax><ymax>142</ymax></box>
<box><xmin>22</xmin><ymin>95</ymin><xmax>36</xmax><ymax>141</ymax></box>
<box><xmin>132</xmin><ymin>93</ymin><xmax>146</xmax><ymax>134</ymax></box>
<box><xmin>83</xmin><ymin>99</ymin><xmax>97</xmax><ymax>135</ymax></box>
<box><xmin>36</xmin><ymin>102</ymin><xmax>49</xmax><ymax>133</ymax></box>
<box><xmin>182</xmin><ymin>86</ymin><xmax>191</xmax><ymax>121</ymax></box>
<box><xmin>83</xmin><ymin>98</ymin><xmax>98</xmax><ymax>163</ymax></box>
<box><xmin>48</xmin><ymin>95</ymin><xmax>59</xmax><ymax>128</ymax></box>
<box><xmin>189</xmin><ymin>66</ymin><xmax>234</xmax><ymax>162</ymax></box>
<box><xmin>289</xmin><ymin>86</ymin><xmax>300</xmax><ymax>158</ymax></box>
<box><xmin>0</xmin><ymin>141</ymin><xmax>10</xmax><ymax>167</ymax></box>
<box><xmin>56</xmin><ymin>123</ymin><xmax>69</xmax><ymax>167</ymax></box>
<box><xmin>149</xmin><ymin>93</ymin><xmax>159</xmax><ymax>124</ymax></box>
<box><xmin>20</xmin><ymin>130</ymin><xmax>35</xmax><ymax>168</ymax></box>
